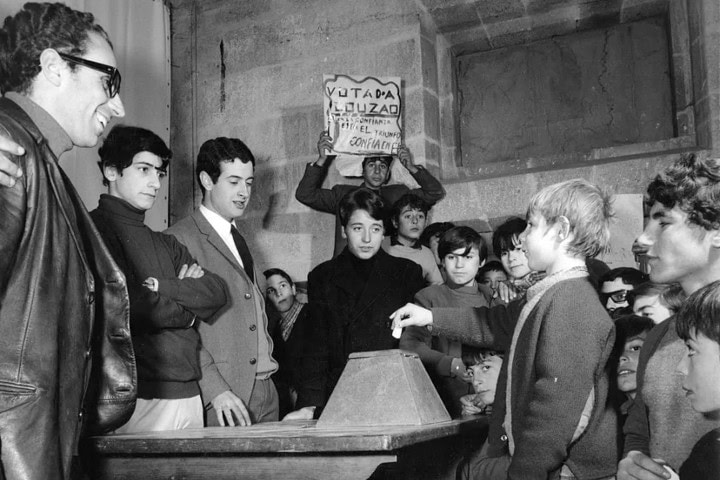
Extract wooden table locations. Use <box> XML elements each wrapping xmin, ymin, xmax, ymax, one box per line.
<box><xmin>82</xmin><ymin>416</ymin><xmax>488</xmax><ymax>480</ymax></box>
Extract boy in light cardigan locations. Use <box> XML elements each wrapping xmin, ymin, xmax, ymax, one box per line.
<box><xmin>391</xmin><ymin>179</ymin><xmax>618</xmax><ymax>479</ymax></box>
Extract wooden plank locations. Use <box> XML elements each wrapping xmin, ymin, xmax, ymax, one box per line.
<box><xmin>88</xmin><ymin>454</ymin><xmax>397</xmax><ymax>480</ymax></box>
<box><xmin>86</xmin><ymin>417</ymin><xmax>488</xmax><ymax>455</ymax></box>
<box><xmin>82</xmin><ymin>417</ymin><xmax>490</xmax><ymax>480</ymax></box>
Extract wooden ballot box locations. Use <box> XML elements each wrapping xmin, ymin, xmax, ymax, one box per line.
<box><xmin>318</xmin><ymin>349</ymin><xmax>451</xmax><ymax>427</ymax></box>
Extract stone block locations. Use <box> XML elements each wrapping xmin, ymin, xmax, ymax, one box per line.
<box><xmin>401</xmin><ymin>88</ymin><xmax>424</xmax><ymax>138</ymax></box>
<box><xmin>420</xmin><ymin>36</ymin><xmax>439</xmax><ymax>94</ymax></box>
<box><xmin>374</xmin><ymin>38</ymin><xmax>422</xmax><ymax>84</ymax></box>
<box><xmin>426</xmin><ymin>2</ymin><xmax>480</xmax><ymax>33</ymax></box>
<box><xmin>422</xmin><ymin>89</ymin><xmax>441</xmax><ymax>142</ymax></box>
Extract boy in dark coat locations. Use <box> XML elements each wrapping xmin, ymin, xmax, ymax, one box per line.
<box><xmin>91</xmin><ymin>125</ymin><xmax>227</xmax><ymax>432</ymax></box>
<box><xmin>288</xmin><ymin>188</ymin><xmax>424</xmax><ymax>419</ymax></box>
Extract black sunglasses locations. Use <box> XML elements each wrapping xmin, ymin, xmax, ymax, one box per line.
<box><xmin>58</xmin><ymin>52</ymin><xmax>121</xmax><ymax>98</ymax></box>
<box><xmin>601</xmin><ymin>289</ymin><xmax>629</xmax><ymax>304</ymax></box>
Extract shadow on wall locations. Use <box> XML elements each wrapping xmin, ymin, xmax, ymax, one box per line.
<box><xmin>257</xmin><ymin>104</ymin><xmax>340</xmax><ymax>267</ymax></box>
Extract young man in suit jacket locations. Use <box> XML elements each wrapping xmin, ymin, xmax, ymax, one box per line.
<box><xmin>166</xmin><ymin>137</ymin><xmax>279</xmax><ymax>426</ymax></box>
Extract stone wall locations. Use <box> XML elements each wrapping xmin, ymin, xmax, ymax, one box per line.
<box><xmin>169</xmin><ymin>0</ymin><xmax>720</xmax><ymax>282</ymax></box>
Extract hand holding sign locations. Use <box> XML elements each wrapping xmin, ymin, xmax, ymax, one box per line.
<box><xmin>315</xmin><ymin>131</ymin><xmax>335</xmax><ymax>167</ymax></box>
<box><xmin>396</xmin><ymin>145</ymin><xmax>418</xmax><ymax>174</ymax></box>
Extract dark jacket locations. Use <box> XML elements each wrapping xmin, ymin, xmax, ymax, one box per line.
<box><xmin>296</xmin><ymin>248</ymin><xmax>424</xmax><ymax>412</ymax></box>
<box><xmin>295</xmin><ymin>163</ymin><xmax>445</xmax><ymax>255</ymax></box>
<box><xmin>91</xmin><ymin>195</ymin><xmax>227</xmax><ymax>399</ymax></box>
<box><xmin>0</xmin><ymin>98</ymin><xmax>135</xmax><ymax>479</ymax></box>
<box><xmin>679</xmin><ymin>427</ymin><xmax>720</xmax><ymax>480</ymax></box>
<box><xmin>267</xmin><ymin>301</ymin><xmax>311</xmax><ymax>417</ymax></box>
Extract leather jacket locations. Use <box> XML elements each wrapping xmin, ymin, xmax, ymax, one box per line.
<box><xmin>0</xmin><ymin>98</ymin><xmax>136</xmax><ymax>479</ymax></box>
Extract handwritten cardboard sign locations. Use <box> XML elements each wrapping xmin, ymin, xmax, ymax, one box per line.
<box><xmin>323</xmin><ymin>74</ymin><xmax>402</xmax><ymax>156</ymax></box>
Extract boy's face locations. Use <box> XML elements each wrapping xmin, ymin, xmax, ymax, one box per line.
<box><xmin>201</xmin><ymin>159</ymin><xmax>254</xmax><ymax>222</ymax></box>
<box><xmin>443</xmin><ymin>246</ymin><xmax>483</xmax><ymax>287</ymax></box>
<box><xmin>677</xmin><ymin>330</ymin><xmax>720</xmax><ymax>414</ymax></box>
<box><xmin>394</xmin><ymin>206</ymin><xmax>426</xmax><ymax>244</ymax></box>
<box><xmin>519</xmin><ymin>213</ymin><xmax>561</xmax><ymax>274</ymax></box>
<box><xmin>106</xmin><ymin>151</ymin><xmax>166</xmax><ymax>211</ymax></box>
<box><xmin>632</xmin><ymin>294</ymin><xmax>671</xmax><ymax>324</ymax></box>
<box><xmin>500</xmin><ymin>237</ymin><xmax>531</xmax><ymax>280</ymax></box>
<box><xmin>600</xmin><ymin>279</ymin><xmax>634</xmax><ymax>313</ymax></box>
<box><xmin>637</xmin><ymin>202</ymin><xmax>719</xmax><ymax>294</ymax></box>
<box><xmin>266</xmin><ymin>274</ymin><xmax>296</xmax><ymax>313</ymax></box>
<box><xmin>482</xmin><ymin>269</ymin><xmax>508</xmax><ymax>291</ymax></box>
<box><xmin>469</xmin><ymin>355</ymin><xmax>503</xmax><ymax>407</ymax></box>
<box><xmin>342</xmin><ymin>209</ymin><xmax>384</xmax><ymax>260</ymax></box>
<box><xmin>362</xmin><ymin>159</ymin><xmax>390</xmax><ymax>189</ymax></box>
<box><xmin>617</xmin><ymin>332</ymin><xmax>647</xmax><ymax>399</ymax></box>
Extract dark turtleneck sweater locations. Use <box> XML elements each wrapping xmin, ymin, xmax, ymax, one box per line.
<box><xmin>297</xmin><ymin>247</ymin><xmax>424</xmax><ymax>412</ymax></box>
<box><xmin>91</xmin><ymin>194</ymin><xmax>227</xmax><ymax>399</ymax></box>
<box><xmin>341</xmin><ymin>247</ymin><xmax>379</xmax><ymax>306</ymax></box>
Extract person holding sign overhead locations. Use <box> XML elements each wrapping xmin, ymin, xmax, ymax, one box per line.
<box><xmin>296</xmin><ymin>130</ymin><xmax>445</xmax><ymax>256</ymax></box>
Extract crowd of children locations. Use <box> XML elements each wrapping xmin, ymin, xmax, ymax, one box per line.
<box><xmin>2</xmin><ymin>4</ymin><xmax>717</xmax><ymax>478</ymax></box>
<box><xmin>66</xmin><ymin>122</ymin><xmax>718</xmax><ymax>478</ymax></box>
<box><xmin>265</xmin><ymin>146</ymin><xmax>720</xmax><ymax>478</ymax></box>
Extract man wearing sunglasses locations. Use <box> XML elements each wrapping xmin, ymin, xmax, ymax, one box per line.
<box><xmin>0</xmin><ymin>3</ymin><xmax>131</xmax><ymax>480</ymax></box>
<box><xmin>599</xmin><ymin>267</ymin><xmax>648</xmax><ymax>317</ymax></box>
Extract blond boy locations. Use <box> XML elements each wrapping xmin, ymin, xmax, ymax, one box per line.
<box><xmin>392</xmin><ymin>179</ymin><xmax>617</xmax><ymax>479</ymax></box>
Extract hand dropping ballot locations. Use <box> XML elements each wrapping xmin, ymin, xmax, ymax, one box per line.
<box><xmin>390</xmin><ymin>303</ymin><xmax>432</xmax><ymax>339</ymax></box>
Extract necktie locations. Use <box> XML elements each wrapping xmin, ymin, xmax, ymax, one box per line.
<box><xmin>230</xmin><ymin>225</ymin><xmax>254</xmax><ymax>281</ymax></box>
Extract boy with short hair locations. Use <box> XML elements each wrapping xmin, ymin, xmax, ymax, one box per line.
<box><xmin>294</xmin><ymin>189</ymin><xmax>424</xmax><ymax>418</ymax></box>
<box><xmin>611</xmin><ymin>314</ymin><xmax>655</xmax><ymax>443</ymax></box>
<box><xmin>628</xmin><ymin>282</ymin><xmax>676</xmax><ymax>324</ymax></box>
<box><xmin>420</xmin><ymin>221</ymin><xmax>456</xmax><ymax>279</ymax></box>
<box><xmin>296</xmin><ymin>131</ymin><xmax>445</xmax><ymax>256</ymax></box>
<box><xmin>477</xmin><ymin>260</ymin><xmax>508</xmax><ymax>296</ymax></box>
<box><xmin>91</xmin><ymin>125</ymin><xmax>228</xmax><ymax>432</ymax></box>
<box><xmin>619</xmin><ymin>154</ymin><xmax>720</xmax><ymax>480</ymax></box>
<box><xmin>460</xmin><ymin>348</ymin><xmax>504</xmax><ymax>416</ymax></box>
<box><xmin>492</xmin><ymin>216</ymin><xmax>544</xmax><ymax>292</ymax></box>
<box><xmin>400</xmin><ymin>226</ymin><xmax>493</xmax><ymax>415</ymax></box>
<box><xmin>384</xmin><ymin>193</ymin><xmax>443</xmax><ymax>285</ymax></box>
<box><xmin>264</xmin><ymin>268</ymin><xmax>309</xmax><ymax>418</ymax></box>
<box><xmin>392</xmin><ymin>178</ymin><xmax>618</xmax><ymax>479</ymax></box>
<box><xmin>167</xmin><ymin>137</ymin><xmax>280</xmax><ymax>427</ymax></box>
<box><xmin>675</xmin><ymin>280</ymin><xmax>720</xmax><ymax>479</ymax></box>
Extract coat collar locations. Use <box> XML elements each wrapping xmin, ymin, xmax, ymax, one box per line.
<box><xmin>2</xmin><ymin>94</ymin><xmax>72</xmax><ymax>159</ymax></box>
<box><xmin>0</xmin><ymin>97</ymin><xmax>93</xmax><ymax>275</ymax></box>
<box><xmin>190</xmin><ymin>209</ymin><xmax>247</xmax><ymax>278</ymax></box>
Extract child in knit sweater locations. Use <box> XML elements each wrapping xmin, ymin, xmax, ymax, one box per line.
<box><xmin>400</xmin><ymin>226</ymin><xmax>493</xmax><ymax>416</ymax></box>
<box><xmin>383</xmin><ymin>193</ymin><xmax>443</xmax><ymax>285</ymax></box>
<box><xmin>392</xmin><ymin>178</ymin><xmax>617</xmax><ymax>479</ymax></box>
